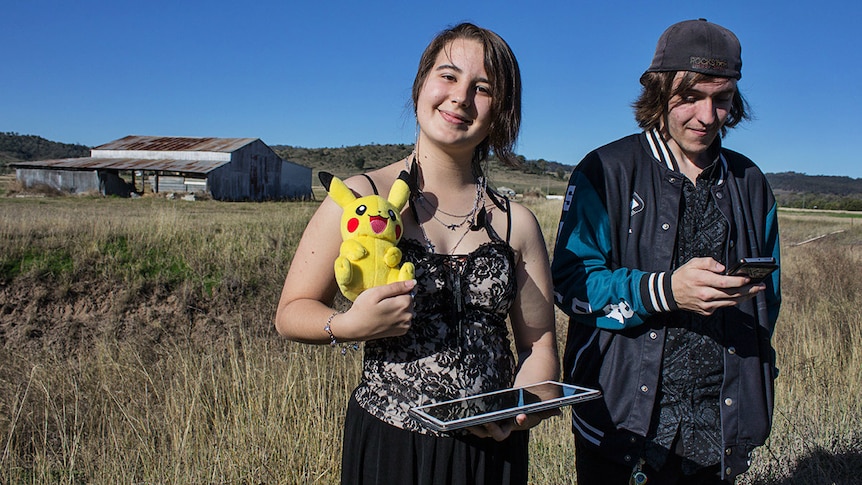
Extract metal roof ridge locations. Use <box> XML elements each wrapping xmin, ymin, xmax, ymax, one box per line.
<box><xmin>93</xmin><ymin>135</ymin><xmax>260</xmax><ymax>153</ymax></box>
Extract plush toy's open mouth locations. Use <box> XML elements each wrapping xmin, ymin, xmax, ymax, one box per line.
<box><xmin>369</xmin><ymin>215</ymin><xmax>387</xmax><ymax>234</ymax></box>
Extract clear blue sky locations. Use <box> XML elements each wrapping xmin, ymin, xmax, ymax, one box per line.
<box><xmin>2</xmin><ymin>0</ymin><xmax>860</xmax><ymax>178</ymax></box>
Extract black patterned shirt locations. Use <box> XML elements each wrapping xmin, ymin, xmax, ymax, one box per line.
<box><xmin>644</xmin><ymin>160</ymin><xmax>728</xmax><ymax>473</ymax></box>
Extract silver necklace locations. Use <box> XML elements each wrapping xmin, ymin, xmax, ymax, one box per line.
<box><xmin>408</xmin><ymin>152</ymin><xmax>486</xmax><ymax>231</ymax></box>
<box><xmin>416</xmin><ymin>213</ymin><xmax>474</xmax><ymax>255</ymax></box>
<box><xmin>416</xmin><ymin>195</ymin><xmax>477</xmax><ymax>231</ymax></box>
<box><xmin>417</xmin><ymin>194</ymin><xmax>475</xmax><ymax>218</ymax></box>
<box><xmin>407</xmin><ymin>152</ymin><xmax>486</xmax><ymax>253</ymax></box>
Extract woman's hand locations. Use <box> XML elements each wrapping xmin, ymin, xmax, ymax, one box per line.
<box><xmin>466</xmin><ymin>409</ymin><xmax>561</xmax><ymax>441</ymax></box>
<box><xmin>333</xmin><ymin>279</ymin><xmax>417</xmax><ymax>341</ymax></box>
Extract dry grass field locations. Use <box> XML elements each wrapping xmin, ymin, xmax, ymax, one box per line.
<box><xmin>0</xmin><ymin>192</ymin><xmax>860</xmax><ymax>484</ymax></box>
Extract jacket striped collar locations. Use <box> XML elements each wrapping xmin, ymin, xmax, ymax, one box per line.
<box><xmin>644</xmin><ymin>128</ymin><xmax>727</xmax><ymax>184</ymax></box>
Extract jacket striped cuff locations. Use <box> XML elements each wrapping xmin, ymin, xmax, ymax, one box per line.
<box><xmin>640</xmin><ymin>272</ymin><xmax>678</xmax><ymax>313</ymax></box>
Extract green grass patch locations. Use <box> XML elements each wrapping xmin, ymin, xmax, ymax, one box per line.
<box><xmin>0</xmin><ymin>248</ymin><xmax>74</xmax><ymax>280</ymax></box>
<box><xmin>100</xmin><ymin>235</ymin><xmax>193</xmax><ymax>286</ymax></box>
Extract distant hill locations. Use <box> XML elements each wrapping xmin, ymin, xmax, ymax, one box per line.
<box><xmin>271</xmin><ymin>143</ymin><xmax>575</xmax><ymax>195</ymax></box>
<box><xmin>270</xmin><ymin>143</ymin><xmax>574</xmax><ymax>179</ymax></box>
<box><xmin>767</xmin><ymin>172</ymin><xmax>862</xmax><ymax>210</ymax></box>
<box><xmin>0</xmin><ymin>132</ymin><xmax>90</xmax><ymax>171</ymax></box>
<box><xmin>271</xmin><ymin>143</ymin><xmax>415</xmax><ymax>177</ymax></box>
<box><xmin>2</xmin><ymin>133</ymin><xmax>861</xmax><ymax>209</ymax></box>
<box><xmin>766</xmin><ymin>172</ymin><xmax>862</xmax><ymax>195</ymax></box>
<box><xmin>272</xmin><ymin>144</ymin><xmax>862</xmax><ymax>209</ymax></box>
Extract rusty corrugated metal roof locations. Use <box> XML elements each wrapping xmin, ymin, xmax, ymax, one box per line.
<box><xmin>94</xmin><ymin>135</ymin><xmax>258</xmax><ymax>153</ymax></box>
<box><xmin>11</xmin><ymin>157</ymin><xmax>226</xmax><ymax>174</ymax></box>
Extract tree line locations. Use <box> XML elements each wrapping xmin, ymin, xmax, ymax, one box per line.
<box><xmin>0</xmin><ymin>132</ymin><xmax>89</xmax><ymax>170</ymax></box>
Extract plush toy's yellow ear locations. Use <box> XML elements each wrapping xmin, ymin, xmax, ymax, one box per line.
<box><xmin>319</xmin><ymin>172</ymin><xmax>355</xmax><ymax>208</ymax></box>
<box><xmin>388</xmin><ymin>170</ymin><xmax>412</xmax><ymax>211</ymax></box>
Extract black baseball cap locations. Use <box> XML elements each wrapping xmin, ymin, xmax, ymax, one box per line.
<box><xmin>645</xmin><ymin>18</ymin><xmax>742</xmax><ymax>80</ymax></box>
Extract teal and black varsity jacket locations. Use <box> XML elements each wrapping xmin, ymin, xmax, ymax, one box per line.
<box><xmin>551</xmin><ymin>129</ymin><xmax>781</xmax><ymax>480</ymax></box>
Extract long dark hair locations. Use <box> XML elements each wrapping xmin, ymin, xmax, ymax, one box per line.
<box><xmin>633</xmin><ymin>71</ymin><xmax>750</xmax><ymax>138</ymax></box>
<box><xmin>411</xmin><ymin>23</ymin><xmax>522</xmax><ymax>168</ymax></box>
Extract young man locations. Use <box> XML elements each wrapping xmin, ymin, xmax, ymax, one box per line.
<box><xmin>552</xmin><ymin>19</ymin><xmax>781</xmax><ymax>484</ymax></box>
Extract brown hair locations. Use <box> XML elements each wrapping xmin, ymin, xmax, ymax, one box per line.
<box><xmin>411</xmin><ymin>23</ymin><xmax>522</xmax><ymax>168</ymax></box>
<box><xmin>633</xmin><ymin>71</ymin><xmax>750</xmax><ymax>138</ymax></box>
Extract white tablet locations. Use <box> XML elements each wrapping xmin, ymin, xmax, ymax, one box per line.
<box><xmin>408</xmin><ymin>380</ymin><xmax>601</xmax><ymax>432</ymax></box>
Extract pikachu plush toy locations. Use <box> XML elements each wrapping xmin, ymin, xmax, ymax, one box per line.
<box><xmin>319</xmin><ymin>171</ymin><xmax>415</xmax><ymax>301</ymax></box>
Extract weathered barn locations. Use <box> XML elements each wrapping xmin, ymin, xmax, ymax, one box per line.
<box><xmin>11</xmin><ymin>135</ymin><xmax>312</xmax><ymax>201</ymax></box>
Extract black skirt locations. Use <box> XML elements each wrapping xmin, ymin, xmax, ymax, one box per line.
<box><xmin>341</xmin><ymin>394</ymin><xmax>529</xmax><ymax>485</ymax></box>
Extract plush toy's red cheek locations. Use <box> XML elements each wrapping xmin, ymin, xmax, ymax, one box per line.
<box><xmin>347</xmin><ymin>218</ymin><xmax>359</xmax><ymax>233</ymax></box>
<box><xmin>395</xmin><ymin>225</ymin><xmax>402</xmax><ymax>239</ymax></box>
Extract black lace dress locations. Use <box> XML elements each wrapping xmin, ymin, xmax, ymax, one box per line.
<box><xmin>341</xmin><ymin>207</ymin><xmax>529</xmax><ymax>485</ymax></box>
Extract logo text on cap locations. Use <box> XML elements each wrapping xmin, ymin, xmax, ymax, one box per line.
<box><xmin>689</xmin><ymin>56</ymin><xmax>728</xmax><ymax>72</ymax></box>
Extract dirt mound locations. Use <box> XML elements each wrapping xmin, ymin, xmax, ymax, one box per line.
<box><xmin>0</xmin><ymin>275</ymin><xmax>272</xmax><ymax>358</ymax></box>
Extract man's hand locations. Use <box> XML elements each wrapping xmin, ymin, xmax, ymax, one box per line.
<box><xmin>671</xmin><ymin>257</ymin><xmax>765</xmax><ymax>316</ymax></box>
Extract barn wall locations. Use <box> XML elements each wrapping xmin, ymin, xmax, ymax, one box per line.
<box><xmin>280</xmin><ymin>161</ymin><xmax>312</xmax><ymax>199</ymax></box>
<box><xmin>16</xmin><ymin>168</ymin><xmax>100</xmax><ymax>194</ymax></box>
<box><xmin>148</xmin><ymin>175</ymin><xmax>208</xmax><ymax>194</ymax></box>
<box><xmin>92</xmin><ymin>149</ymin><xmax>230</xmax><ymax>162</ymax></box>
<box><xmin>207</xmin><ymin>140</ymin><xmax>310</xmax><ymax>201</ymax></box>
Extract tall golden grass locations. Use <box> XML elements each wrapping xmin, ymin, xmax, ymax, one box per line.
<box><xmin>0</xmin><ymin>196</ymin><xmax>860</xmax><ymax>484</ymax></box>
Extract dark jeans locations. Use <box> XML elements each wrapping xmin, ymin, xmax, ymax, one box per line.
<box><xmin>574</xmin><ymin>436</ymin><xmax>731</xmax><ymax>485</ymax></box>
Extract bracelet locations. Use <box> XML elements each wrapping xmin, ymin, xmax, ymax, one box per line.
<box><xmin>323</xmin><ymin>311</ymin><xmax>359</xmax><ymax>355</ymax></box>
<box><xmin>324</xmin><ymin>311</ymin><xmax>340</xmax><ymax>347</ymax></box>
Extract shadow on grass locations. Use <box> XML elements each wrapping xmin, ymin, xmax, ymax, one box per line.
<box><xmin>753</xmin><ymin>446</ymin><xmax>862</xmax><ymax>485</ymax></box>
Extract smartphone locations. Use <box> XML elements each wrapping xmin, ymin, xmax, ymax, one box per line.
<box><xmin>408</xmin><ymin>381</ymin><xmax>601</xmax><ymax>432</ymax></box>
<box><xmin>726</xmin><ymin>257</ymin><xmax>778</xmax><ymax>283</ymax></box>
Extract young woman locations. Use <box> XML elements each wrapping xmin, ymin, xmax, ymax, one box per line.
<box><xmin>275</xmin><ymin>23</ymin><xmax>559</xmax><ymax>485</ymax></box>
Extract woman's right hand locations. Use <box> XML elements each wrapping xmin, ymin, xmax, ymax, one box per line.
<box><xmin>333</xmin><ymin>279</ymin><xmax>417</xmax><ymax>341</ymax></box>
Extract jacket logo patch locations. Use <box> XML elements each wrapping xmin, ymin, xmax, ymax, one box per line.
<box><xmin>553</xmin><ymin>292</ymin><xmax>592</xmax><ymax>315</ymax></box>
<box><xmin>602</xmin><ymin>301</ymin><xmax>634</xmax><ymax>325</ymax></box>
<box><xmin>563</xmin><ymin>185</ymin><xmax>576</xmax><ymax>212</ymax></box>
<box><xmin>631</xmin><ymin>192</ymin><xmax>644</xmax><ymax>216</ymax></box>
<box><xmin>571</xmin><ymin>296</ymin><xmax>592</xmax><ymax>315</ymax></box>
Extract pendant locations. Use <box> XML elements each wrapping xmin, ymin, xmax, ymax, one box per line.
<box><xmin>470</xmin><ymin>207</ymin><xmax>486</xmax><ymax>231</ymax></box>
